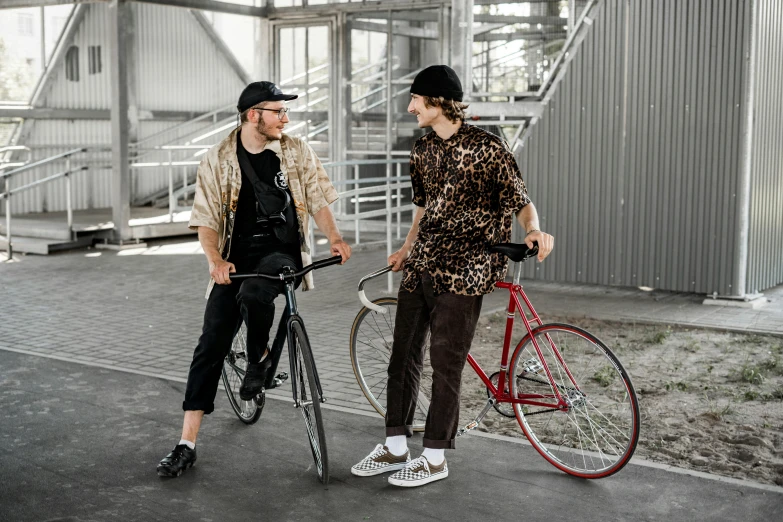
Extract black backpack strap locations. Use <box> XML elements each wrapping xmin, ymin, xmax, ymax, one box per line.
<box><xmin>236</xmin><ymin>135</ymin><xmax>277</xmax><ymax>216</ymax></box>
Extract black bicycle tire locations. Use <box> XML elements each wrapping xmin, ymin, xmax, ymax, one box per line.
<box><xmin>349</xmin><ymin>297</ymin><xmax>429</xmax><ymax>432</ymax></box>
<box><xmin>509</xmin><ymin>323</ymin><xmax>640</xmax><ymax>479</ymax></box>
<box><xmin>290</xmin><ymin>319</ymin><xmax>329</xmax><ymax>484</ymax></box>
<box><xmin>222</xmin><ymin>323</ymin><xmax>263</xmax><ymax>424</ymax></box>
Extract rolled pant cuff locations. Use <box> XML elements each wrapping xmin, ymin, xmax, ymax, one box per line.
<box><xmin>182</xmin><ymin>401</ymin><xmax>214</xmax><ymax>415</ymax></box>
<box><xmin>385</xmin><ymin>425</ymin><xmax>413</xmax><ymax>438</ymax></box>
<box><xmin>423</xmin><ymin>437</ymin><xmax>455</xmax><ymax>450</ymax></box>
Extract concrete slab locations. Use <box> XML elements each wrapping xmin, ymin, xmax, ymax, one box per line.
<box><xmin>1</xmin><ymin>350</ymin><xmax>781</xmax><ymax>522</ymax></box>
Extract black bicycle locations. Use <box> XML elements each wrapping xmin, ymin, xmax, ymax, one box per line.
<box><xmin>221</xmin><ymin>255</ymin><xmax>342</xmax><ymax>485</ymax></box>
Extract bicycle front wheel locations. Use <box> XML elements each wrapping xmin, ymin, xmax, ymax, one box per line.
<box><xmin>509</xmin><ymin>323</ymin><xmax>640</xmax><ymax>478</ymax></box>
<box><xmin>290</xmin><ymin>319</ymin><xmax>329</xmax><ymax>484</ymax></box>
<box><xmin>222</xmin><ymin>320</ymin><xmax>263</xmax><ymax>424</ymax></box>
<box><xmin>349</xmin><ymin>297</ymin><xmax>431</xmax><ymax>431</ymax></box>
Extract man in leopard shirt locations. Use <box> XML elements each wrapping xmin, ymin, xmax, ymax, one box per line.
<box><xmin>351</xmin><ymin>65</ymin><xmax>554</xmax><ymax>487</ymax></box>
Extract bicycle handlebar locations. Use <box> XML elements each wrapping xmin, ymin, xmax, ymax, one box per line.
<box><xmin>230</xmin><ymin>255</ymin><xmax>343</xmax><ymax>281</ymax></box>
<box><xmin>357</xmin><ymin>265</ymin><xmax>394</xmax><ymax>314</ymax></box>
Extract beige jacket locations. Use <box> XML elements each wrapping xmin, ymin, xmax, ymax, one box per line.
<box><xmin>188</xmin><ymin>127</ymin><xmax>338</xmax><ymax>297</ymax></box>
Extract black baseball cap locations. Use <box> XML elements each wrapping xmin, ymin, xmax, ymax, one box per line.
<box><xmin>237</xmin><ymin>81</ymin><xmax>298</xmax><ymax>113</ymax></box>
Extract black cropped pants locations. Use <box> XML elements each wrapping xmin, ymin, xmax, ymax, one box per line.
<box><xmin>182</xmin><ymin>250</ymin><xmax>299</xmax><ymax>414</ymax></box>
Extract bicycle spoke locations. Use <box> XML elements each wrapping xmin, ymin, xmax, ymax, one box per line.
<box><xmin>511</xmin><ymin>324</ymin><xmax>639</xmax><ymax>478</ymax></box>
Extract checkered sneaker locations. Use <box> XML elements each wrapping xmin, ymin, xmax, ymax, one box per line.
<box><xmin>351</xmin><ymin>444</ymin><xmax>410</xmax><ymax>477</ymax></box>
<box><xmin>388</xmin><ymin>456</ymin><xmax>448</xmax><ymax>487</ymax></box>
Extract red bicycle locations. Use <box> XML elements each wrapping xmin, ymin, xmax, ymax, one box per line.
<box><xmin>349</xmin><ymin>242</ymin><xmax>640</xmax><ymax>479</ymax></box>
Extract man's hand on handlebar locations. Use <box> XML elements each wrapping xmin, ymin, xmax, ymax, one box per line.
<box><xmin>331</xmin><ymin>238</ymin><xmax>352</xmax><ymax>264</ymax></box>
<box><xmin>388</xmin><ymin>246</ymin><xmax>410</xmax><ymax>272</ymax></box>
<box><xmin>525</xmin><ymin>230</ymin><xmax>554</xmax><ymax>262</ymax></box>
<box><xmin>209</xmin><ymin>258</ymin><xmax>236</xmax><ymax>285</ymax></box>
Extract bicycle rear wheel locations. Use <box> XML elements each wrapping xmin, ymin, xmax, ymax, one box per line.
<box><xmin>222</xmin><ymin>320</ymin><xmax>263</xmax><ymax>424</ymax></box>
<box><xmin>349</xmin><ymin>297</ymin><xmax>431</xmax><ymax>431</ymax></box>
<box><xmin>290</xmin><ymin>319</ymin><xmax>329</xmax><ymax>484</ymax></box>
<box><xmin>509</xmin><ymin>323</ymin><xmax>639</xmax><ymax>478</ymax></box>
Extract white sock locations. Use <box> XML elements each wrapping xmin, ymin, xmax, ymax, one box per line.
<box><xmin>422</xmin><ymin>448</ymin><xmax>444</xmax><ymax>466</ymax></box>
<box><xmin>384</xmin><ymin>435</ymin><xmax>407</xmax><ymax>456</ymax></box>
<box><xmin>179</xmin><ymin>439</ymin><xmax>195</xmax><ymax>450</ymax></box>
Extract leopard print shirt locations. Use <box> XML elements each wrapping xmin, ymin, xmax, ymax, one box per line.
<box><xmin>402</xmin><ymin>123</ymin><xmax>531</xmax><ymax>296</ymax></box>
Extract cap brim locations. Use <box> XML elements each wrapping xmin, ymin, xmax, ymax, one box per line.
<box><xmin>267</xmin><ymin>94</ymin><xmax>298</xmax><ymax>101</ymax></box>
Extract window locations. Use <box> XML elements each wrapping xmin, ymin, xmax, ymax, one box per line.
<box><xmin>88</xmin><ymin>46</ymin><xmax>102</xmax><ymax>74</ymax></box>
<box><xmin>65</xmin><ymin>45</ymin><xmax>79</xmax><ymax>82</ymax></box>
<box><xmin>17</xmin><ymin>13</ymin><xmax>34</xmax><ymax>37</ymax></box>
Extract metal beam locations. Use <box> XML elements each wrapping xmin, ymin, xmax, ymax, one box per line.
<box><xmin>135</xmin><ymin>0</ymin><xmax>266</xmax><ymax>17</ymax></box>
<box><xmin>340</xmin><ymin>10</ymin><xmax>440</xmax><ymax>22</ymax></box>
<box><xmin>354</xmin><ymin>11</ymin><xmax>564</xmax><ymax>25</ymax></box>
<box><xmin>466</xmin><ymin>101</ymin><xmax>544</xmax><ymax>118</ymax></box>
<box><xmin>474</xmin><ymin>15</ymin><xmax>565</xmax><ymax>25</ymax></box>
<box><xmin>270</xmin><ymin>0</ymin><xmax>446</xmax><ymax>19</ymax></box>
<box><xmin>350</xmin><ymin>20</ymin><xmax>438</xmax><ymax>40</ymax></box>
<box><xmin>474</xmin><ymin>30</ymin><xmax>567</xmax><ymax>42</ymax></box>
<box><xmin>29</xmin><ymin>5</ymin><xmax>88</xmax><ymax>107</ymax></box>
<box><xmin>109</xmin><ymin>0</ymin><xmax>133</xmax><ymax>241</ymax></box>
<box><xmin>190</xmin><ymin>9</ymin><xmax>250</xmax><ymax>84</ymax></box>
<box><xmin>0</xmin><ymin>107</ymin><xmax>241</xmax><ymax>121</ymax></box>
<box><xmin>0</xmin><ymin>0</ymin><xmax>104</xmax><ymax>9</ymax></box>
<box><xmin>450</xmin><ymin>0</ymin><xmax>473</xmax><ymax>95</ymax></box>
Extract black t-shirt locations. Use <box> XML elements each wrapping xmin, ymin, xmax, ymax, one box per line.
<box><xmin>230</xmin><ymin>137</ymin><xmax>300</xmax><ymax>261</ymax></box>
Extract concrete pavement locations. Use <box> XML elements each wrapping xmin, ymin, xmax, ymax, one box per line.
<box><xmin>1</xmin><ymin>350</ymin><xmax>781</xmax><ymax>522</ymax></box>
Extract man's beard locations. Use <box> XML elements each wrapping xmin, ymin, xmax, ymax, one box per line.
<box><xmin>255</xmin><ymin>119</ymin><xmax>281</xmax><ymax>141</ymax></box>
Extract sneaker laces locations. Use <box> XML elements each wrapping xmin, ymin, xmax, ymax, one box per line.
<box><xmin>404</xmin><ymin>456</ymin><xmax>430</xmax><ymax>473</ymax></box>
<box><xmin>365</xmin><ymin>443</ymin><xmax>386</xmax><ymax>461</ymax></box>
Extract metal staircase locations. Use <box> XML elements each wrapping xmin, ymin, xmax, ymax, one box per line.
<box><xmin>1</xmin><ymin>0</ymin><xmax>603</xmax><ymax>256</ymax></box>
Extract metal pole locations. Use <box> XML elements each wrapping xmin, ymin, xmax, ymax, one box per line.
<box><xmin>395</xmin><ymin>162</ymin><xmax>401</xmax><ymax>239</ymax></box>
<box><xmin>168</xmin><ymin>149</ymin><xmax>174</xmax><ymax>223</ymax></box>
<box><xmin>386</xmin><ymin>11</ymin><xmax>394</xmax><ymax>293</ymax></box>
<box><xmin>40</xmin><ymin>6</ymin><xmax>46</xmax><ymax>73</ymax></box>
<box><xmin>386</xmin><ymin>181</ymin><xmax>392</xmax><ymax>293</ymax></box>
<box><xmin>4</xmin><ymin>186</ymin><xmax>11</xmax><ymax>260</ymax></box>
<box><xmin>65</xmin><ymin>156</ymin><xmax>73</xmax><ymax>238</ymax></box>
<box><xmin>734</xmin><ymin>0</ymin><xmax>758</xmax><ymax>297</ymax></box>
<box><xmin>568</xmin><ymin>0</ymin><xmax>576</xmax><ymax>35</ymax></box>
<box><xmin>354</xmin><ymin>164</ymin><xmax>360</xmax><ymax>244</ymax></box>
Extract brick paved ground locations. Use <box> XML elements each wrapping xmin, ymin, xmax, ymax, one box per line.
<box><xmin>1</xmin><ymin>239</ymin><xmax>781</xmax><ymax>417</ymax></box>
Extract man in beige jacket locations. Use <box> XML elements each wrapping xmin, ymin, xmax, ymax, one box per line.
<box><xmin>157</xmin><ymin>81</ymin><xmax>351</xmax><ymax>478</ymax></box>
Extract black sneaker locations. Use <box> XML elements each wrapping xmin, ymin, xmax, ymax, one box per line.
<box><xmin>157</xmin><ymin>444</ymin><xmax>197</xmax><ymax>478</ymax></box>
<box><xmin>239</xmin><ymin>359</ymin><xmax>270</xmax><ymax>401</ymax></box>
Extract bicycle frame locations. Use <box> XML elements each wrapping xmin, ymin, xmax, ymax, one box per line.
<box><xmin>460</xmin><ymin>280</ymin><xmax>583</xmax><ymax>434</ymax></box>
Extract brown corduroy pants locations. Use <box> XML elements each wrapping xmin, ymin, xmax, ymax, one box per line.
<box><xmin>385</xmin><ymin>273</ymin><xmax>483</xmax><ymax>449</ymax></box>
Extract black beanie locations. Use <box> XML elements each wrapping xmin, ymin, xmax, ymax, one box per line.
<box><xmin>410</xmin><ymin>65</ymin><xmax>463</xmax><ymax>102</ymax></box>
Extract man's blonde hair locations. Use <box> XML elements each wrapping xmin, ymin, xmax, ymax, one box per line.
<box><xmin>422</xmin><ymin>96</ymin><xmax>469</xmax><ymax>123</ymax></box>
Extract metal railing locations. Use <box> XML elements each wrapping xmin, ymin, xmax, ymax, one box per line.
<box><xmin>322</xmin><ymin>158</ymin><xmax>412</xmax><ymax>291</ymax></box>
<box><xmin>0</xmin><ymin>146</ymin><xmax>32</xmax><ymax>172</ymax></box>
<box><xmin>1</xmin><ymin>147</ymin><xmax>87</xmax><ymax>258</ymax></box>
<box><xmin>129</xmin><ymin>145</ymin><xmax>206</xmax><ymax>223</ymax></box>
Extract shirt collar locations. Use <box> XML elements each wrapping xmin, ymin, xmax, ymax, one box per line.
<box><xmin>434</xmin><ymin>120</ymin><xmax>468</xmax><ymax>145</ymax></box>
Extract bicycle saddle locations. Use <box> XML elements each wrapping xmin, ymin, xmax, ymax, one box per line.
<box><xmin>489</xmin><ymin>242</ymin><xmax>538</xmax><ymax>262</ymax></box>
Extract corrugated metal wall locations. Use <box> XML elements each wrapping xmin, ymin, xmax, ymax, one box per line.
<box><xmin>10</xmin><ymin>3</ymin><xmax>245</xmax><ymax>214</ymax></box>
<box><xmin>134</xmin><ymin>3</ymin><xmax>244</xmax><ymax>112</ymax></box>
<box><xmin>40</xmin><ymin>3</ymin><xmax>242</xmax><ymax>112</ymax></box>
<box><xmin>515</xmin><ymin>0</ymin><xmax>753</xmax><ymax>295</ymax></box>
<box><xmin>42</xmin><ymin>5</ymin><xmax>112</xmax><ymax>110</ymax></box>
<box><xmin>746</xmin><ymin>0</ymin><xmax>783</xmax><ymax>294</ymax></box>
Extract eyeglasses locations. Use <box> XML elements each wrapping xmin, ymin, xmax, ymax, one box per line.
<box><xmin>253</xmin><ymin>107</ymin><xmax>290</xmax><ymax>120</ymax></box>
